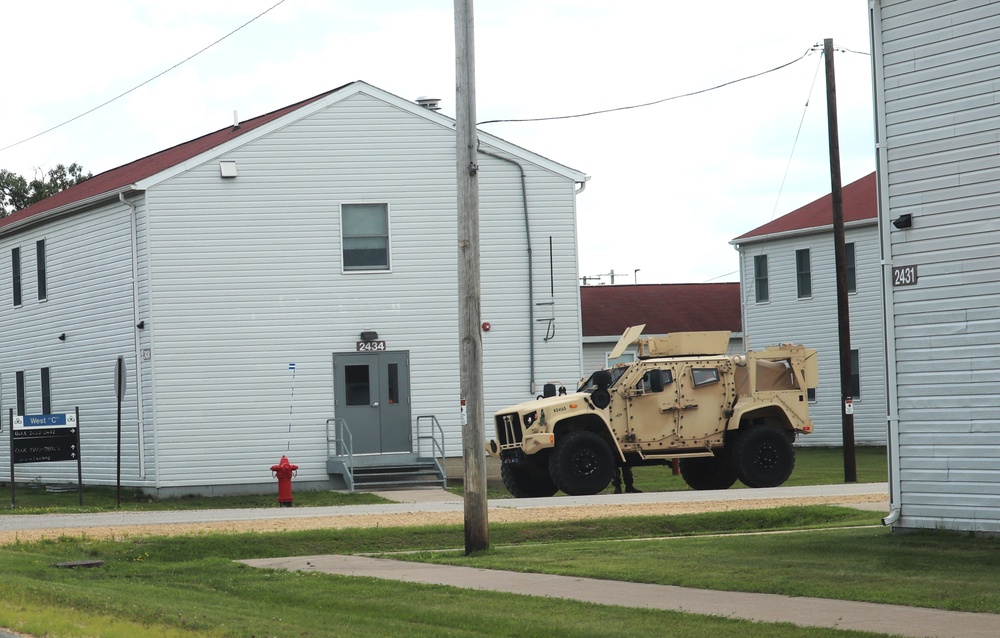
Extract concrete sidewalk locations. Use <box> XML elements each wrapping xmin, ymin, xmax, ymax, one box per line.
<box><xmin>240</xmin><ymin>554</ymin><xmax>1000</xmax><ymax>638</ymax></box>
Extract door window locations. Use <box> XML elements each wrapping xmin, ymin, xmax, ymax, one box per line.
<box><xmin>387</xmin><ymin>363</ymin><xmax>399</xmax><ymax>405</ymax></box>
<box><xmin>345</xmin><ymin>365</ymin><xmax>371</xmax><ymax>405</ymax></box>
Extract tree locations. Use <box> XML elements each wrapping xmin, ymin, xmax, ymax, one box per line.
<box><xmin>0</xmin><ymin>163</ymin><xmax>92</xmax><ymax>216</ymax></box>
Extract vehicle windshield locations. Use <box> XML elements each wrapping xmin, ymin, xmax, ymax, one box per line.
<box><xmin>577</xmin><ymin>366</ymin><xmax>627</xmax><ymax>392</ymax></box>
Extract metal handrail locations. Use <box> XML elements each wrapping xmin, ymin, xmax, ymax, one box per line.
<box><xmin>415</xmin><ymin>414</ymin><xmax>446</xmax><ymax>488</ymax></box>
<box><xmin>326</xmin><ymin>417</ymin><xmax>354</xmax><ymax>491</ymax></box>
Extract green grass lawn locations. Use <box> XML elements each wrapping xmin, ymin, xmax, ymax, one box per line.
<box><xmin>1</xmin><ymin>507</ymin><xmax>899</xmax><ymax>638</ymax></box>
<box><xmin>0</xmin><ymin>483</ymin><xmax>390</xmax><ymax>514</ymax></box>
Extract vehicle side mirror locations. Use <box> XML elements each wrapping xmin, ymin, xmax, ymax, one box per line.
<box><xmin>543</xmin><ymin>383</ymin><xmax>557</xmax><ymax>398</ymax></box>
<box><xmin>649</xmin><ymin>369</ymin><xmax>665</xmax><ymax>393</ymax></box>
<box><xmin>591</xmin><ymin>370</ymin><xmax>612</xmax><ymax>388</ymax></box>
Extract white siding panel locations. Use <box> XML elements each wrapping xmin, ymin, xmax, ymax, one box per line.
<box><xmin>875</xmin><ymin>0</ymin><xmax>1000</xmax><ymax>532</ymax></box>
<box><xmin>141</xmin><ymin>93</ymin><xmax>581</xmax><ymax>488</ymax></box>
<box><xmin>0</xmin><ymin>202</ymin><xmax>146</xmax><ymax>487</ymax></box>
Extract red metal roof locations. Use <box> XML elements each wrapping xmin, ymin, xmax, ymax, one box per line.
<box><xmin>581</xmin><ymin>283</ymin><xmax>742</xmax><ymax>337</ymax></box>
<box><xmin>2</xmin><ymin>86</ymin><xmax>345</xmax><ymax>229</ymax></box>
<box><xmin>732</xmin><ymin>171</ymin><xmax>876</xmax><ymax>243</ymax></box>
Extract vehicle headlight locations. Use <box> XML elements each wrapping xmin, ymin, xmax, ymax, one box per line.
<box><xmin>523</xmin><ymin>411</ymin><xmax>538</xmax><ymax>427</ymax></box>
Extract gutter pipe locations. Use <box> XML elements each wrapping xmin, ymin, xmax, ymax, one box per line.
<box><xmin>476</xmin><ymin>146</ymin><xmax>535</xmax><ymax>393</ymax></box>
<box><xmin>120</xmin><ymin>192</ymin><xmax>146</xmax><ymax>478</ymax></box>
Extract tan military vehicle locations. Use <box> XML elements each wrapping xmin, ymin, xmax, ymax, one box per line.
<box><xmin>488</xmin><ymin>325</ymin><xmax>817</xmax><ymax>497</ymax></box>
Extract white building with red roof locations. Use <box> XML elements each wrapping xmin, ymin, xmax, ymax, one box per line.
<box><xmin>0</xmin><ymin>81</ymin><xmax>588</xmax><ymax>495</ymax></box>
<box><xmin>731</xmin><ymin>172</ymin><xmax>886</xmax><ymax>446</ymax></box>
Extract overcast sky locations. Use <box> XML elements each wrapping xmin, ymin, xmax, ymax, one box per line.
<box><xmin>1</xmin><ymin>1</ymin><xmax>875</xmax><ymax>285</ymax></box>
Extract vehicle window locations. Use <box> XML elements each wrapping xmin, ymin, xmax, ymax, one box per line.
<box><xmin>577</xmin><ymin>366</ymin><xmax>627</xmax><ymax>392</ymax></box>
<box><xmin>691</xmin><ymin>368</ymin><xmax>720</xmax><ymax>388</ymax></box>
<box><xmin>636</xmin><ymin>369</ymin><xmax>673</xmax><ymax>393</ymax></box>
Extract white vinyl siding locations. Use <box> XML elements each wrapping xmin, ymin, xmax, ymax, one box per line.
<box><xmin>141</xmin><ymin>92</ymin><xmax>582</xmax><ymax>489</ymax></box>
<box><xmin>738</xmin><ymin>222</ymin><xmax>884</xmax><ymax>446</ymax></box>
<box><xmin>873</xmin><ymin>0</ymin><xmax>1000</xmax><ymax>533</ymax></box>
<box><xmin>0</xmin><ymin>201</ymin><xmax>143</xmax><ymax>486</ymax></box>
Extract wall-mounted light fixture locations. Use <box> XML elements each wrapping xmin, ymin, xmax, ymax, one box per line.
<box><xmin>892</xmin><ymin>214</ymin><xmax>913</xmax><ymax>229</ymax></box>
<box><xmin>360</xmin><ymin>330</ymin><xmax>379</xmax><ymax>342</ymax></box>
<box><xmin>58</xmin><ymin>333</ymin><xmax>66</xmax><ymax>341</ymax></box>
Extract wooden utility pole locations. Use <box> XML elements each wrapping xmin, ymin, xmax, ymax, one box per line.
<box><xmin>455</xmin><ymin>0</ymin><xmax>489</xmax><ymax>553</ymax></box>
<box><xmin>823</xmin><ymin>38</ymin><xmax>857</xmax><ymax>482</ymax></box>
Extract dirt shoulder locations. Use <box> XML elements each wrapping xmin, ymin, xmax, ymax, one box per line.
<box><xmin>0</xmin><ymin>492</ymin><xmax>886</xmax><ymax>545</ymax></box>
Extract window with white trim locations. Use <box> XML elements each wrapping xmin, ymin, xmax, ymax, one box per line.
<box><xmin>342</xmin><ymin>203</ymin><xmax>390</xmax><ymax>271</ymax></box>
<box><xmin>796</xmin><ymin>248</ymin><xmax>811</xmax><ymax>298</ymax></box>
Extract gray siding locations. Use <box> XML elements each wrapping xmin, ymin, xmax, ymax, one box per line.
<box><xmin>874</xmin><ymin>0</ymin><xmax>1000</xmax><ymax>532</ymax></box>
<box><xmin>0</xmin><ymin>202</ymin><xmax>148</xmax><ymax>487</ymax></box>
<box><xmin>738</xmin><ymin>223</ymin><xmax>886</xmax><ymax>447</ymax></box>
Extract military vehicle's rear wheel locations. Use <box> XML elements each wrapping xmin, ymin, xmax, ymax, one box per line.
<box><xmin>732</xmin><ymin>423</ymin><xmax>796</xmax><ymax>488</ymax></box>
<box><xmin>549</xmin><ymin>430</ymin><xmax>615</xmax><ymax>496</ymax></box>
<box><xmin>500</xmin><ymin>460</ymin><xmax>558</xmax><ymax>498</ymax></box>
<box><xmin>679</xmin><ymin>453</ymin><xmax>738</xmax><ymax>490</ymax></box>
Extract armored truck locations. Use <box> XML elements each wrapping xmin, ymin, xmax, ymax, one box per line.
<box><xmin>487</xmin><ymin>325</ymin><xmax>817</xmax><ymax>497</ymax></box>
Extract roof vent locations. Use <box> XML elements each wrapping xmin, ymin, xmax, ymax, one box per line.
<box><xmin>416</xmin><ymin>96</ymin><xmax>441</xmax><ymax>111</ymax></box>
<box><xmin>232</xmin><ymin>110</ymin><xmax>240</xmax><ymax>131</ymax></box>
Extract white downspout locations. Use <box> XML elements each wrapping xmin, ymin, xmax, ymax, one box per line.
<box><xmin>870</xmin><ymin>0</ymin><xmax>900</xmax><ymax>526</ymax></box>
<box><xmin>120</xmin><ymin>192</ymin><xmax>146</xmax><ymax>478</ymax></box>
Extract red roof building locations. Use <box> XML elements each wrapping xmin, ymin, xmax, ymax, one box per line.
<box><xmin>731</xmin><ymin>172</ymin><xmax>877</xmax><ymax>243</ymax></box>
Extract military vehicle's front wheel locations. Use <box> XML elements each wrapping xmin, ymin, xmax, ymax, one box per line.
<box><xmin>549</xmin><ymin>431</ymin><xmax>615</xmax><ymax>495</ymax></box>
<box><xmin>732</xmin><ymin>423</ymin><xmax>796</xmax><ymax>488</ymax></box>
<box><xmin>501</xmin><ymin>460</ymin><xmax>558</xmax><ymax>498</ymax></box>
<box><xmin>679</xmin><ymin>453</ymin><xmax>738</xmax><ymax>490</ymax></box>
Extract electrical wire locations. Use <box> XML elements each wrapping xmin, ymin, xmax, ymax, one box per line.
<box><xmin>478</xmin><ymin>46</ymin><xmax>819</xmax><ymax>125</ymax></box>
<box><xmin>739</xmin><ymin>44</ymin><xmax>828</xmax><ymax>333</ymax></box>
<box><xmin>0</xmin><ymin>0</ymin><xmax>289</xmax><ymax>153</ymax></box>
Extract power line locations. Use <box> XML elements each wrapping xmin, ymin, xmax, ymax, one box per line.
<box><xmin>478</xmin><ymin>46</ymin><xmax>820</xmax><ymax>125</ymax></box>
<box><xmin>0</xmin><ymin>0</ymin><xmax>289</xmax><ymax>154</ymax></box>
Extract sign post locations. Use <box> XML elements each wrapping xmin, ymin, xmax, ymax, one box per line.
<box><xmin>116</xmin><ymin>356</ymin><xmax>126</xmax><ymax>508</ymax></box>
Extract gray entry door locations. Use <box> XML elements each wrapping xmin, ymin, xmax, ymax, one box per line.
<box><xmin>333</xmin><ymin>351</ymin><xmax>411</xmax><ymax>455</ymax></box>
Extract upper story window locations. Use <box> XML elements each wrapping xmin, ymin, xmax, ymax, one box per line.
<box><xmin>796</xmin><ymin>248</ymin><xmax>812</xmax><ymax>298</ymax></box>
<box><xmin>342</xmin><ymin>203</ymin><xmax>390</xmax><ymax>271</ymax></box>
<box><xmin>846</xmin><ymin>242</ymin><xmax>857</xmax><ymax>293</ymax></box>
<box><xmin>753</xmin><ymin>254</ymin><xmax>769</xmax><ymax>303</ymax></box>
<box><xmin>11</xmin><ymin>247</ymin><xmax>21</xmax><ymax>307</ymax></box>
<box><xmin>41</xmin><ymin>367</ymin><xmax>51</xmax><ymax>415</ymax></box>
<box><xmin>36</xmin><ymin>239</ymin><xmax>47</xmax><ymax>301</ymax></box>
<box><xmin>15</xmin><ymin>370</ymin><xmax>25</xmax><ymax>416</ymax></box>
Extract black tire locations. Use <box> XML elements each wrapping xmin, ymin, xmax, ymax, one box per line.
<box><xmin>732</xmin><ymin>423</ymin><xmax>796</xmax><ymax>488</ymax></box>
<box><xmin>549</xmin><ymin>430</ymin><xmax>615</xmax><ymax>496</ymax></box>
<box><xmin>500</xmin><ymin>461</ymin><xmax>558</xmax><ymax>498</ymax></box>
<box><xmin>679</xmin><ymin>454</ymin><xmax>738</xmax><ymax>491</ymax></box>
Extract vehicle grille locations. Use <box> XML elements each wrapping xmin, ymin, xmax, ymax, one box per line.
<box><xmin>495</xmin><ymin>412</ymin><xmax>523</xmax><ymax>446</ymax></box>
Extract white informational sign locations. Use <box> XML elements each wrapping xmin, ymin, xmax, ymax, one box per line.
<box><xmin>845</xmin><ymin>399</ymin><xmax>854</xmax><ymax>415</ymax></box>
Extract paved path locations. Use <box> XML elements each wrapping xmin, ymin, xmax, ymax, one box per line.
<box><xmin>0</xmin><ymin>482</ymin><xmax>888</xmax><ymax>532</ymax></box>
<box><xmin>240</xmin><ymin>553</ymin><xmax>1000</xmax><ymax>638</ymax></box>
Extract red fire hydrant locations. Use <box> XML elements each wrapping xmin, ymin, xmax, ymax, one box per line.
<box><xmin>270</xmin><ymin>455</ymin><xmax>298</xmax><ymax>507</ymax></box>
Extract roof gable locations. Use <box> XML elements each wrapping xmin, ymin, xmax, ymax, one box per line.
<box><xmin>581</xmin><ymin>283</ymin><xmax>741</xmax><ymax>337</ymax></box>
<box><xmin>4</xmin><ymin>81</ymin><xmax>586</xmax><ymax>233</ymax></box>
<box><xmin>731</xmin><ymin>171</ymin><xmax>876</xmax><ymax>243</ymax></box>
<box><xmin>4</xmin><ymin>85</ymin><xmax>347</xmax><ymax>229</ymax></box>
